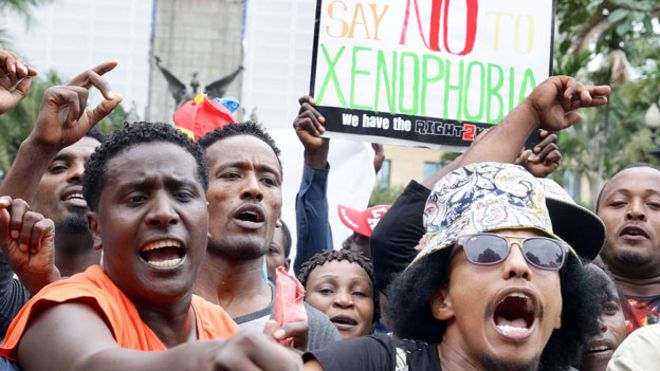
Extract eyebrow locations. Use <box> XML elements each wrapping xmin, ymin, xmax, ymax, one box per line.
<box><xmin>317</xmin><ymin>274</ymin><xmax>372</xmax><ymax>284</ymax></box>
<box><xmin>51</xmin><ymin>152</ymin><xmax>75</xmax><ymax>163</ymax></box>
<box><xmin>217</xmin><ymin>161</ymin><xmax>281</xmax><ymax>179</ymax></box>
<box><xmin>115</xmin><ymin>176</ymin><xmax>200</xmax><ymax>192</ymax></box>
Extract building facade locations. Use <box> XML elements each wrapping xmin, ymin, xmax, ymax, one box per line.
<box><xmin>147</xmin><ymin>0</ymin><xmax>244</xmax><ymax>122</ymax></box>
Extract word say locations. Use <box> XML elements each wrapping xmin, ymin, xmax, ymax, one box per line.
<box><xmin>325</xmin><ymin>1</ymin><xmax>389</xmax><ymax>40</ymax></box>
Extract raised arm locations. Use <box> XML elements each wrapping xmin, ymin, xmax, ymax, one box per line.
<box><xmin>371</xmin><ymin>76</ymin><xmax>609</xmax><ymax>293</ymax></box>
<box><xmin>456</xmin><ymin>75</ymin><xmax>609</xmax><ymax>167</ymax></box>
<box><xmin>293</xmin><ymin>96</ymin><xmax>333</xmax><ymax>274</ymax></box>
<box><xmin>0</xmin><ymin>49</ymin><xmax>37</xmax><ymax>114</ymax></box>
<box><xmin>0</xmin><ymin>61</ymin><xmax>122</xmax><ymax>203</ymax></box>
<box><xmin>0</xmin><ymin>196</ymin><xmax>59</xmax><ymax>295</ymax></box>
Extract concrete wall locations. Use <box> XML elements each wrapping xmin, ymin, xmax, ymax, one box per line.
<box><xmin>5</xmin><ymin>0</ymin><xmax>152</xmax><ymax>117</ymax></box>
<box><xmin>147</xmin><ymin>0</ymin><xmax>244</xmax><ymax>122</ymax></box>
<box><xmin>382</xmin><ymin>144</ymin><xmax>446</xmax><ymax>188</ymax></box>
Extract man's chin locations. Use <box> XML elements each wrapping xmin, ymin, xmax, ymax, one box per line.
<box><xmin>480</xmin><ymin>352</ymin><xmax>540</xmax><ymax>371</ymax></box>
<box><xmin>58</xmin><ymin>214</ymin><xmax>91</xmax><ymax>234</ymax></box>
<box><xmin>617</xmin><ymin>249</ymin><xmax>652</xmax><ymax>266</ymax></box>
<box><xmin>207</xmin><ymin>236</ymin><xmax>269</xmax><ymax>260</ymax></box>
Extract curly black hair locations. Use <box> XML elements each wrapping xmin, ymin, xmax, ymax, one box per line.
<box><xmin>198</xmin><ymin>121</ymin><xmax>282</xmax><ymax>173</ymax></box>
<box><xmin>85</xmin><ymin>127</ymin><xmax>105</xmax><ymax>143</ymax></box>
<box><xmin>388</xmin><ymin>252</ymin><xmax>601</xmax><ymax>371</ymax></box>
<box><xmin>298</xmin><ymin>249</ymin><xmax>379</xmax><ymax>322</ymax></box>
<box><xmin>83</xmin><ymin>122</ymin><xmax>208</xmax><ymax>211</ymax></box>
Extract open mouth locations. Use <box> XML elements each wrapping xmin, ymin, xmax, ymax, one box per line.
<box><xmin>62</xmin><ymin>189</ymin><xmax>88</xmax><ymax>207</ymax></box>
<box><xmin>619</xmin><ymin>225</ymin><xmax>649</xmax><ymax>240</ymax></box>
<box><xmin>330</xmin><ymin>315</ymin><xmax>358</xmax><ymax>330</ymax></box>
<box><xmin>233</xmin><ymin>205</ymin><xmax>265</xmax><ymax>228</ymax></box>
<box><xmin>139</xmin><ymin>239</ymin><xmax>185</xmax><ymax>268</ymax></box>
<box><xmin>587</xmin><ymin>344</ymin><xmax>612</xmax><ymax>353</ymax></box>
<box><xmin>492</xmin><ymin>291</ymin><xmax>537</xmax><ymax>340</ymax></box>
<box><xmin>587</xmin><ymin>338</ymin><xmax>614</xmax><ymax>354</ymax></box>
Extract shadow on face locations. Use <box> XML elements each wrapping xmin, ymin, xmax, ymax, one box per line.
<box><xmin>580</xmin><ymin>264</ymin><xmax>627</xmax><ymax>371</ymax></box>
<box><xmin>266</xmin><ymin>223</ymin><xmax>290</xmax><ymax>281</ymax></box>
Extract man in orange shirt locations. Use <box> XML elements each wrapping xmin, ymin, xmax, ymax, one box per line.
<box><xmin>0</xmin><ymin>122</ymin><xmax>301</xmax><ymax>370</ymax></box>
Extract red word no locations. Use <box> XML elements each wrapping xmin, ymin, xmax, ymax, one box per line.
<box><xmin>399</xmin><ymin>0</ymin><xmax>479</xmax><ymax>56</ymax></box>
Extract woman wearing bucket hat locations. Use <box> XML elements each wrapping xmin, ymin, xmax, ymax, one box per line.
<box><xmin>304</xmin><ymin>162</ymin><xmax>604</xmax><ymax>371</ymax></box>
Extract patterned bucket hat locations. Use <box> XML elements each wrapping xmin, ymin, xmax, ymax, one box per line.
<box><xmin>412</xmin><ymin>162</ymin><xmax>582</xmax><ymax>266</ymax></box>
<box><xmin>540</xmin><ymin>178</ymin><xmax>605</xmax><ymax>261</ymax></box>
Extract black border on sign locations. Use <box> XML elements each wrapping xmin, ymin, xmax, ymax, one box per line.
<box><xmin>549</xmin><ymin>0</ymin><xmax>556</xmax><ymax>76</ymax></box>
<box><xmin>309</xmin><ymin>0</ymin><xmax>324</xmax><ymax>96</ymax></box>
<box><xmin>308</xmin><ymin>0</ymin><xmax>557</xmax><ymax>148</ymax></box>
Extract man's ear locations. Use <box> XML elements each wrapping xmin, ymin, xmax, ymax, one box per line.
<box><xmin>87</xmin><ymin>212</ymin><xmax>102</xmax><ymax>250</ymax></box>
<box><xmin>554</xmin><ymin>307</ymin><xmax>562</xmax><ymax>330</ymax></box>
<box><xmin>431</xmin><ymin>288</ymin><xmax>454</xmax><ymax>321</ymax></box>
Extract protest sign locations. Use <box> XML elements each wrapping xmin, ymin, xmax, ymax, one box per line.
<box><xmin>309</xmin><ymin>0</ymin><xmax>555</xmax><ymax>150</ymax></box>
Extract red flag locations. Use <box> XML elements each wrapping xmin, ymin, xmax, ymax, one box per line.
<box><xmin>174</xmin><ymin>94</ymin><xmax>236</xmax><ymax>140</ymax></box>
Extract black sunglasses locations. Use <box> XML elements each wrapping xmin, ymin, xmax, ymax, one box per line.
<box><xmin>454</xmin><ymin>233</ymin><xmax>569</xmax><ymax>271</ymax></box>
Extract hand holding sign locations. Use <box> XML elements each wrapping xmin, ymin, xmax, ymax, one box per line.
<box><xmin>294</xmin><ymin>96</ymin><xmax>330</xmax><ymax>169</ymax></box>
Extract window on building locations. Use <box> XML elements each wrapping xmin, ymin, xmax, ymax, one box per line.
<box><xmin>423</xmin><ymin>162</ymin><xmax>443</xmax><ymax>180</ymax></box>
<box><xmin>377</xmin><ymin>159</ymin><xmax>391</xmax><ymax>188</ymax></box>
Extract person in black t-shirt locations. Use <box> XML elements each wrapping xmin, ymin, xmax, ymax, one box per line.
<box><xmin>304</xmin><ymin>77</ymin><xmax>612</xmax><ymax>371</ymax></box>
<box><xmin>306</xmin><ymin>162</ymin><xmax>604</xmax><ymax>371</ymax></box>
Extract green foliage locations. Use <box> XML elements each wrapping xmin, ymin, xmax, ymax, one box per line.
<box><xmin>552</xmin><ymin>0</ymin><xmax>660</xmax><ymax>202</ymax></box>
<box><xmin>0</xmin><ymin>71</ymin><xmax>60</xmax><ymax>175</ymax></box>
<box><xmin>95</xmin><ymin>103</ymin><xmax>127</xmax><ymax>136</ymax></box>
<box><xmin>0</xmin><ymin>0</ymin><xmax>50</xmax><ymax>47</ymax></box>
<box><xmin>0</xmin><ymin>0</ymin><xmax>48</xmax><ymax>19</ymax></box>
<box><xmin>0</xmin><ymin>70</ymin><xmax>128</xmax><ymax>177</ymax></box>
<box><xmin>369</xmin><ymin>185</ymin><xmax>404</xmax><ymax>207</ymax></box>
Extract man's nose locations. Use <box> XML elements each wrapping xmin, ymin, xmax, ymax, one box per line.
<box><xmin>502</xmin><ymin>243</ymin><xmax>532</xmax><ymax>280</ymax></box>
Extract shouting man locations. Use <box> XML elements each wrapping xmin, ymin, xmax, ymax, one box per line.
<box><xmin>597</xmin><ymin>164</ymin><xmax>660</xmax><ymax>333</ymax></box>
<box><xmin>304</xmin><ymin>162</ymin><xmax>604</xmax><ymax>371</ymax></box>
<box><xmin>0</xmin><ymin>123</ymin><xmax>301</xmax><ymax>370</ymax></box>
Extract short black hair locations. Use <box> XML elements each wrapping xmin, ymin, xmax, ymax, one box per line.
<box><xmin>198</xmin><ymin>121</ymin><xmax>282</xmax><ymax>173</ymax></box>
<box><xmin>83</xmin><ymin>122</ymin><xmax>208</xmax><ymax>211</ymax></box>
<box><xmin>585</xmin><ymin>260</ymin><xmax>619</xmax><ymax>303</ymax></box>
<box><xmin>298</xmin><ymin>249</ymin><xmax>379</xmax><ymax>322</ymax></box>
<box><xmin>388</xmin><ymin>252</ymin><xmax>601</xmax><ymax>371</ymax></box>
<box><xmin>85</xmin><ymin>127</ymin><xmax>105</xmax><ymax>143</ymax></box>
<box><xmin>595</xmin><ymin>163</ymin><xmax>660</xmax><ymax>212</ymax></box>
<box><xmin>280</xmin><ymin>220</ymin><xmax>292</xmax><ymax>258</ymax></box>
